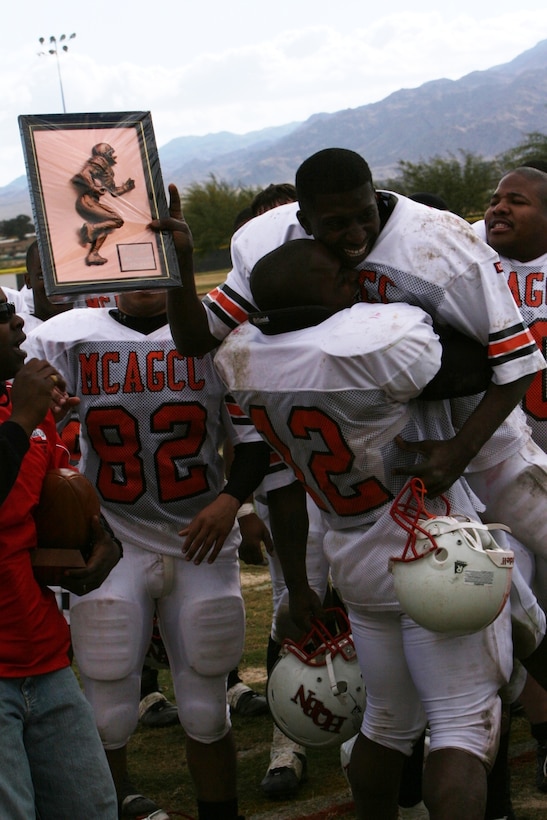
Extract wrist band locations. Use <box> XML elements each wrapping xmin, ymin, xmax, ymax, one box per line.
<box><xmin>236</xmin><ymin>503</ymin><xmax>255</xmax><ymax>520</ymax></box>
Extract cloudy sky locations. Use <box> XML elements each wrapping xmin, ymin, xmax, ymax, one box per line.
<box><xmin>2</xmin><ymin>0</ymin><xmax>547</xmax><ymax>187</ymax></box>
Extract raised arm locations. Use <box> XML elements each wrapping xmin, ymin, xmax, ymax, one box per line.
<box><xmin>149</xmin><ymin>184</ymin><xmax>221</xmax><ymax>355</ymax></box>
<box><xmin>266</xmin><ymin>480</ymin><xmax>324</xmax><ymax>633</ymax></box>
<box><xmin>420</xmin><ymin>324</ymin><xmax>492</xmax><ymax>401</ymax></box>
<box><xmin>1</xmin><ymin>359</ymin><xmax>70</xmax><ymax>504</ymax></box>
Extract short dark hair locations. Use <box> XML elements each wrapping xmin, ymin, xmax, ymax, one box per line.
<box><xmin>232</xmin><ymin>206</ymin><xmax>253</xmax><ymax>233</ymax></box>
<box><xmin>522</xmin><ymin>159</ymin><xmax>547</xmax><ymax>174</ymax></box>
<box><xmin>507</xmin><ymin>167</ymin><xmax>547</xmax><ymax>209</ymax></box>
<box><xmin>408</xmin><ymin>192</ymin><xmax>449</xmax><ymax>211</ymax></box>
<box><xmin>251</xmin><ymin>183</ymin><xmax>296</xmax><ymax>216</ymax></box>
<box><xmin>295</xmin><ymin>148</ymin><xmax>373</xmax><ymax>207</ymax></box>
<box><xmin>250</xmin><ymin>239</ymin><xmax>319</xmax><ymax>311</ymax></box>
<box><xmin>26</xmin><ymin>239</ymin><xmax>40</xmax><ymax>270</ymax></box>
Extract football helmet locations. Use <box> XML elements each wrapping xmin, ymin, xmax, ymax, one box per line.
<box><xmin>389</xmin><ymin>479</ymin><xmax>514</xmax><ymax>634</ymax></box>
<box><xmin>91</xmin><ymin>143</ymin><xmax>116</xmax><ymax>163</ymax></box>
<box><xmin>267</xmin><ymin>608</ymin><xmax>366</xmax><ymax>748</ymax></box>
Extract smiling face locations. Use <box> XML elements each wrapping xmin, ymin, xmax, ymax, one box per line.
<box><xmin>297</xmin><ymin>183</ymin><xmax>381</xmax><ymax>267</ymax></box>
<box><xmin>485</xmin><ymin>169</ymin><xmax>547</xmax><ymax>263</ymax></box>
<box><xmin>0</xmin><ymin>291</ymin><xmax>26</xmax><ymax>381</ymax></box>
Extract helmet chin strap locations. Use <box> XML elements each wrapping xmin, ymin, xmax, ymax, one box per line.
<box><xmin>326</xmin><ymin>650</ymin><xmax>347</xmax><ymax>698</ymax></box>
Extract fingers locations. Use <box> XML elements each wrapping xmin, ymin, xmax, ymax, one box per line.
<box><xmin>182</xmin><ymin>537</ymin><xmax>224</xmax><ymax>564</ymax></box>
<box><xmin>168</xmin><ymin>183</ymin><xmax>182</xmax><ymax>218</ymax></box>
<box><xmin>180</xmin><ymin>525</ymin><xmax>226</xmax><ymax>564</ymax></box>
<box><xmin>89</xmin><ymin>514</ymin><xmax>103</xmax><ymax>539</ymax></box>
<box><xmin>148</xmin><ymin>216</ymin><xmax>187</xmax><ymax>232</ymax></box>
<box><xmin>148</xmin><ymin>184</ymin><xmax>183</xmax><ymax>227</ymax></box>
<box><xmin>394</xmin><ymin>435</ymin><xmax>423</xmax><ymax>454</ymax></box>
<box><xmin>61</xmin><ymin>573</ymin><xmax>91</xmax><ymax>596</ymax></box>
<box><xmin>32</xmin><ymin>360</ymin><xmax>67</xmax><ymax>392</ymax></box>
<box><xmin>15</xmin><ymin>360</ymin><xmax>67</xmax><ymax>408</ymax></box>
<box><xmin>262</xmin><ymin>530</ymin><xmax>275</xmax><ymax>556</ymax></box>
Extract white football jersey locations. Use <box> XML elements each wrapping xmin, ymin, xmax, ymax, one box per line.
<box><xmin>452</xmin><ymin>251</ymin><xmax>547</xmax><ymax>469</ymax></box>
<box><xmin>204</xmin><ymin>195</ymin><xmax>544</xmax><ymax>388</ymax></box>
<box><xmin>207</xmin><ymin>194</ymin><xmax>544</xmax><ymax>476</ymax></box>
<box><xmin>501</xmin><ymin>252</ymin><xmax>547</xmax><ymax>452</ymax></box>
<box><xmin>1</xmin><ymin>284</ymin><xmax>29</xmax><ymax>313</ymax></box>
<box><xmin>215</xmin><ymin>302</ymin><xmax>483</xmax><ymax>610</ymax></box>
<box><xmin>27</xmin><ymin>308</ymin><xmax>258</xmax><ymax>555</ymax></box>
<box><xmin>356</xmin><ymin>196</ymin><xmax>543</xmax><ymax>384</ymax></box>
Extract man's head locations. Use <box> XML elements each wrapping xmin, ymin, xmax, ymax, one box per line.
<box><xmin>295</xmin><ymin>148</ymin><xmax>380</xmax><ymax>267</ymax></box>
<box><xmin>485</xmin><ymin>167</ymin><xmax>547</xmax><ymax>263</ymax></box>
<box><xmin>25</xmin><ymin>241</ymin><xmax>73</xmax><ymax>321</ymax></box>
<box><xmin>233</xmin><ymin>206</ymin><xmax>253</xmax><ymax>234</ymax></box>
<box><xmin>0</xmin><ymin>291</ymin><xmax>26</xmax><ymax>382</ymax></box>
<box><xmin>250</xmin><ymin>239</ymin><xmax>359</xmax><ymax>313</ymax></box>
<box><xmin>251</xmin><ymin>183</ymin><xmax>297</xmax><ymax>217</ymax></box>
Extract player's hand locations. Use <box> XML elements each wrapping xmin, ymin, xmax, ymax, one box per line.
<box><xmin>62</xmin><ymin>516</ymin><xmax>122</xmax><ymax>595</ymax></box>
<box><xmin>393</xmin><ymin>435</ymin><xmax>470</xmax><ymax>497</ymax></box>
<box><xmin>288</xmin><ymin>584</ymin><xmax>325</xmax><ymax>635</ymax></box>
<box><xmin>238</xmin><ymin>512</ymin><xmax>272</xmax><ymax>564</ymax></box>
<box><xmin>148</xmin><ymin>184</ymin><xmax>194</xmax><ymax>258</ymax></box>
<box><xmin>50</xmin><ymin>393</ymin><xmax>80</xmax><ymax>424</ymax></box>
<box><xmin>10</xmin><ymin>359</ymin><xmax>68</xmax><ymax>435</ymax></box>
<box><xmin>180</xmin><ymin>493</ymin><xmax>240</xmax><ymax>564</ymax></box>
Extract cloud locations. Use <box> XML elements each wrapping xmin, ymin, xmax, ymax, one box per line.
<box><xmin>2</xmin><ymin>11</ymin><xmax>547</xmax><ymax>186</ymax></box>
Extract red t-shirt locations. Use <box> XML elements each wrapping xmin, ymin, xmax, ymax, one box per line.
<box><xmin>0</xmin><ymin>386</ymin><xmax>72</xmax><ymax>676</ymax></box>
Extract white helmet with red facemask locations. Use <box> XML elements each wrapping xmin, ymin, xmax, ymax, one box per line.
<box><xmin>389</xmin><ymin>479</ymin><xmax>514</xmax><ymax>634</ymax></box>
<box><xmin>267</xmin><ymin>608</ymin><xmax>365</xmax><ymax>749</ymax></box>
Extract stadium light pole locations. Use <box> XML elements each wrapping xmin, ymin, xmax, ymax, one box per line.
<box><xmin>38</xmin><ymin>33</ymin><xmax>76</xmax><ymax>113</ymax></box>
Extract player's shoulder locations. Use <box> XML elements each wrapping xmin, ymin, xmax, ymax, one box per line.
<box><xmin>27</xmin><ymin>307</ymin><xmax>111</xmax><ymax>343</ymax></box>
<box><xmin>471</xmin><ymin>218</ymin><xmax>486</xmax><ymax>241</ymax></box>
<box><xmin>319</xmin><ymin>302</ymin><xmax>433</xmax><ymax>356</ymax></box>
<box><xmin>232</xmin><ymin>202</ymin><xmax>305</xmax><ymax>255</ymax></box>
<box><xmin>1</xmin><ymin>285</ymin><xmax>28</xmax><ymax>312</ymax></box>
<box><xmin>387</xmin><ymin>192</ymin><xmax>480</xmax><ymax>237</ymax></box>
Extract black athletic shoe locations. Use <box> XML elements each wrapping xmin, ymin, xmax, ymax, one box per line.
<box><xmin>138</xmin><ymin>692</ymin><xmax>180</xmax><ymax>728</ymax></box>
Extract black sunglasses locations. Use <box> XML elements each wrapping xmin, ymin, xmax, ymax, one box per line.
<box><xmin>0</xmin><ymin>302</ymin><xmax>16</xmax><ymax>323</ymax></box>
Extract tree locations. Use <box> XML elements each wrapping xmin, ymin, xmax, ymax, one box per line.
<box><xmin>0</xmin><ymin>214</ymin><xmax>34</xmax><ymax>240</ymax></box>
<box><xmin>497</xmin><ymin>131</ymin><xmax>547</xmax><ymax>170</ymax></box>
<box><xmin>182</xmin><ymin>175</ymin><xmax>260</xmax><ymax>254</ymax></box>
<box><xmin>384</xmin><ymin>151</ymin><xmax>500</xmax><ymax>218</ymax></box>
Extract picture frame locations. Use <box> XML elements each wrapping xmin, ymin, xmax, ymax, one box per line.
<box><xmin>18</xmin><ymin>111</ymin><xmax>181</xmax><ymax>299</ymax></box>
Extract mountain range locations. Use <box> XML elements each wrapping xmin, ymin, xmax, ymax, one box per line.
<box><xmin>2</xmin><ymin>38</ymin><xmax>547</xmax><ymax>221</ymax></box>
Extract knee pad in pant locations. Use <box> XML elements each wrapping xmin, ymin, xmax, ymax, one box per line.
<box><xmin>184</xmin><ymin>594</ymin><xmax>245</xmax><ymax>676</ymax></box>
<box><xmin>70</xmin><ymin>598</ymin><xmax>143</xmax><ymax>680</ymax></box>
<box><xmin>83</xmin><ymin>676</ymin><xmax>141</xmax><ymax>749</ymax></box>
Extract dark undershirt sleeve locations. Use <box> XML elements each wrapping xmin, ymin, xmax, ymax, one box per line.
<box><xmin>0</xmin><ymin>421</ymin><xmax>30</xmax><ymax>506</ymax></box>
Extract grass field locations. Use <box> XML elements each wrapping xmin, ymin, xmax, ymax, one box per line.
<box><xmin>125</xmin><ymin>562</ymin><xmax>547</xmax><ymax>820</ymax></box>
<box><xmin>127</xmin><ymin>563</ymin><xmax>352</xmax><ymax>820</ymax></box>
<box><xmin>9</xmin><ymin>258</ymin><xmax>546</xmax><ymax>818</ymax></box>
<box><xmin>193</xmin><ymin>269</ymin><xmax>229</xmax><ymax>296</ymax></box>
<box><xmin>0</xmin><ymin>266</ymin><xmax>228</xmax><ymax>297</ymax></box>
